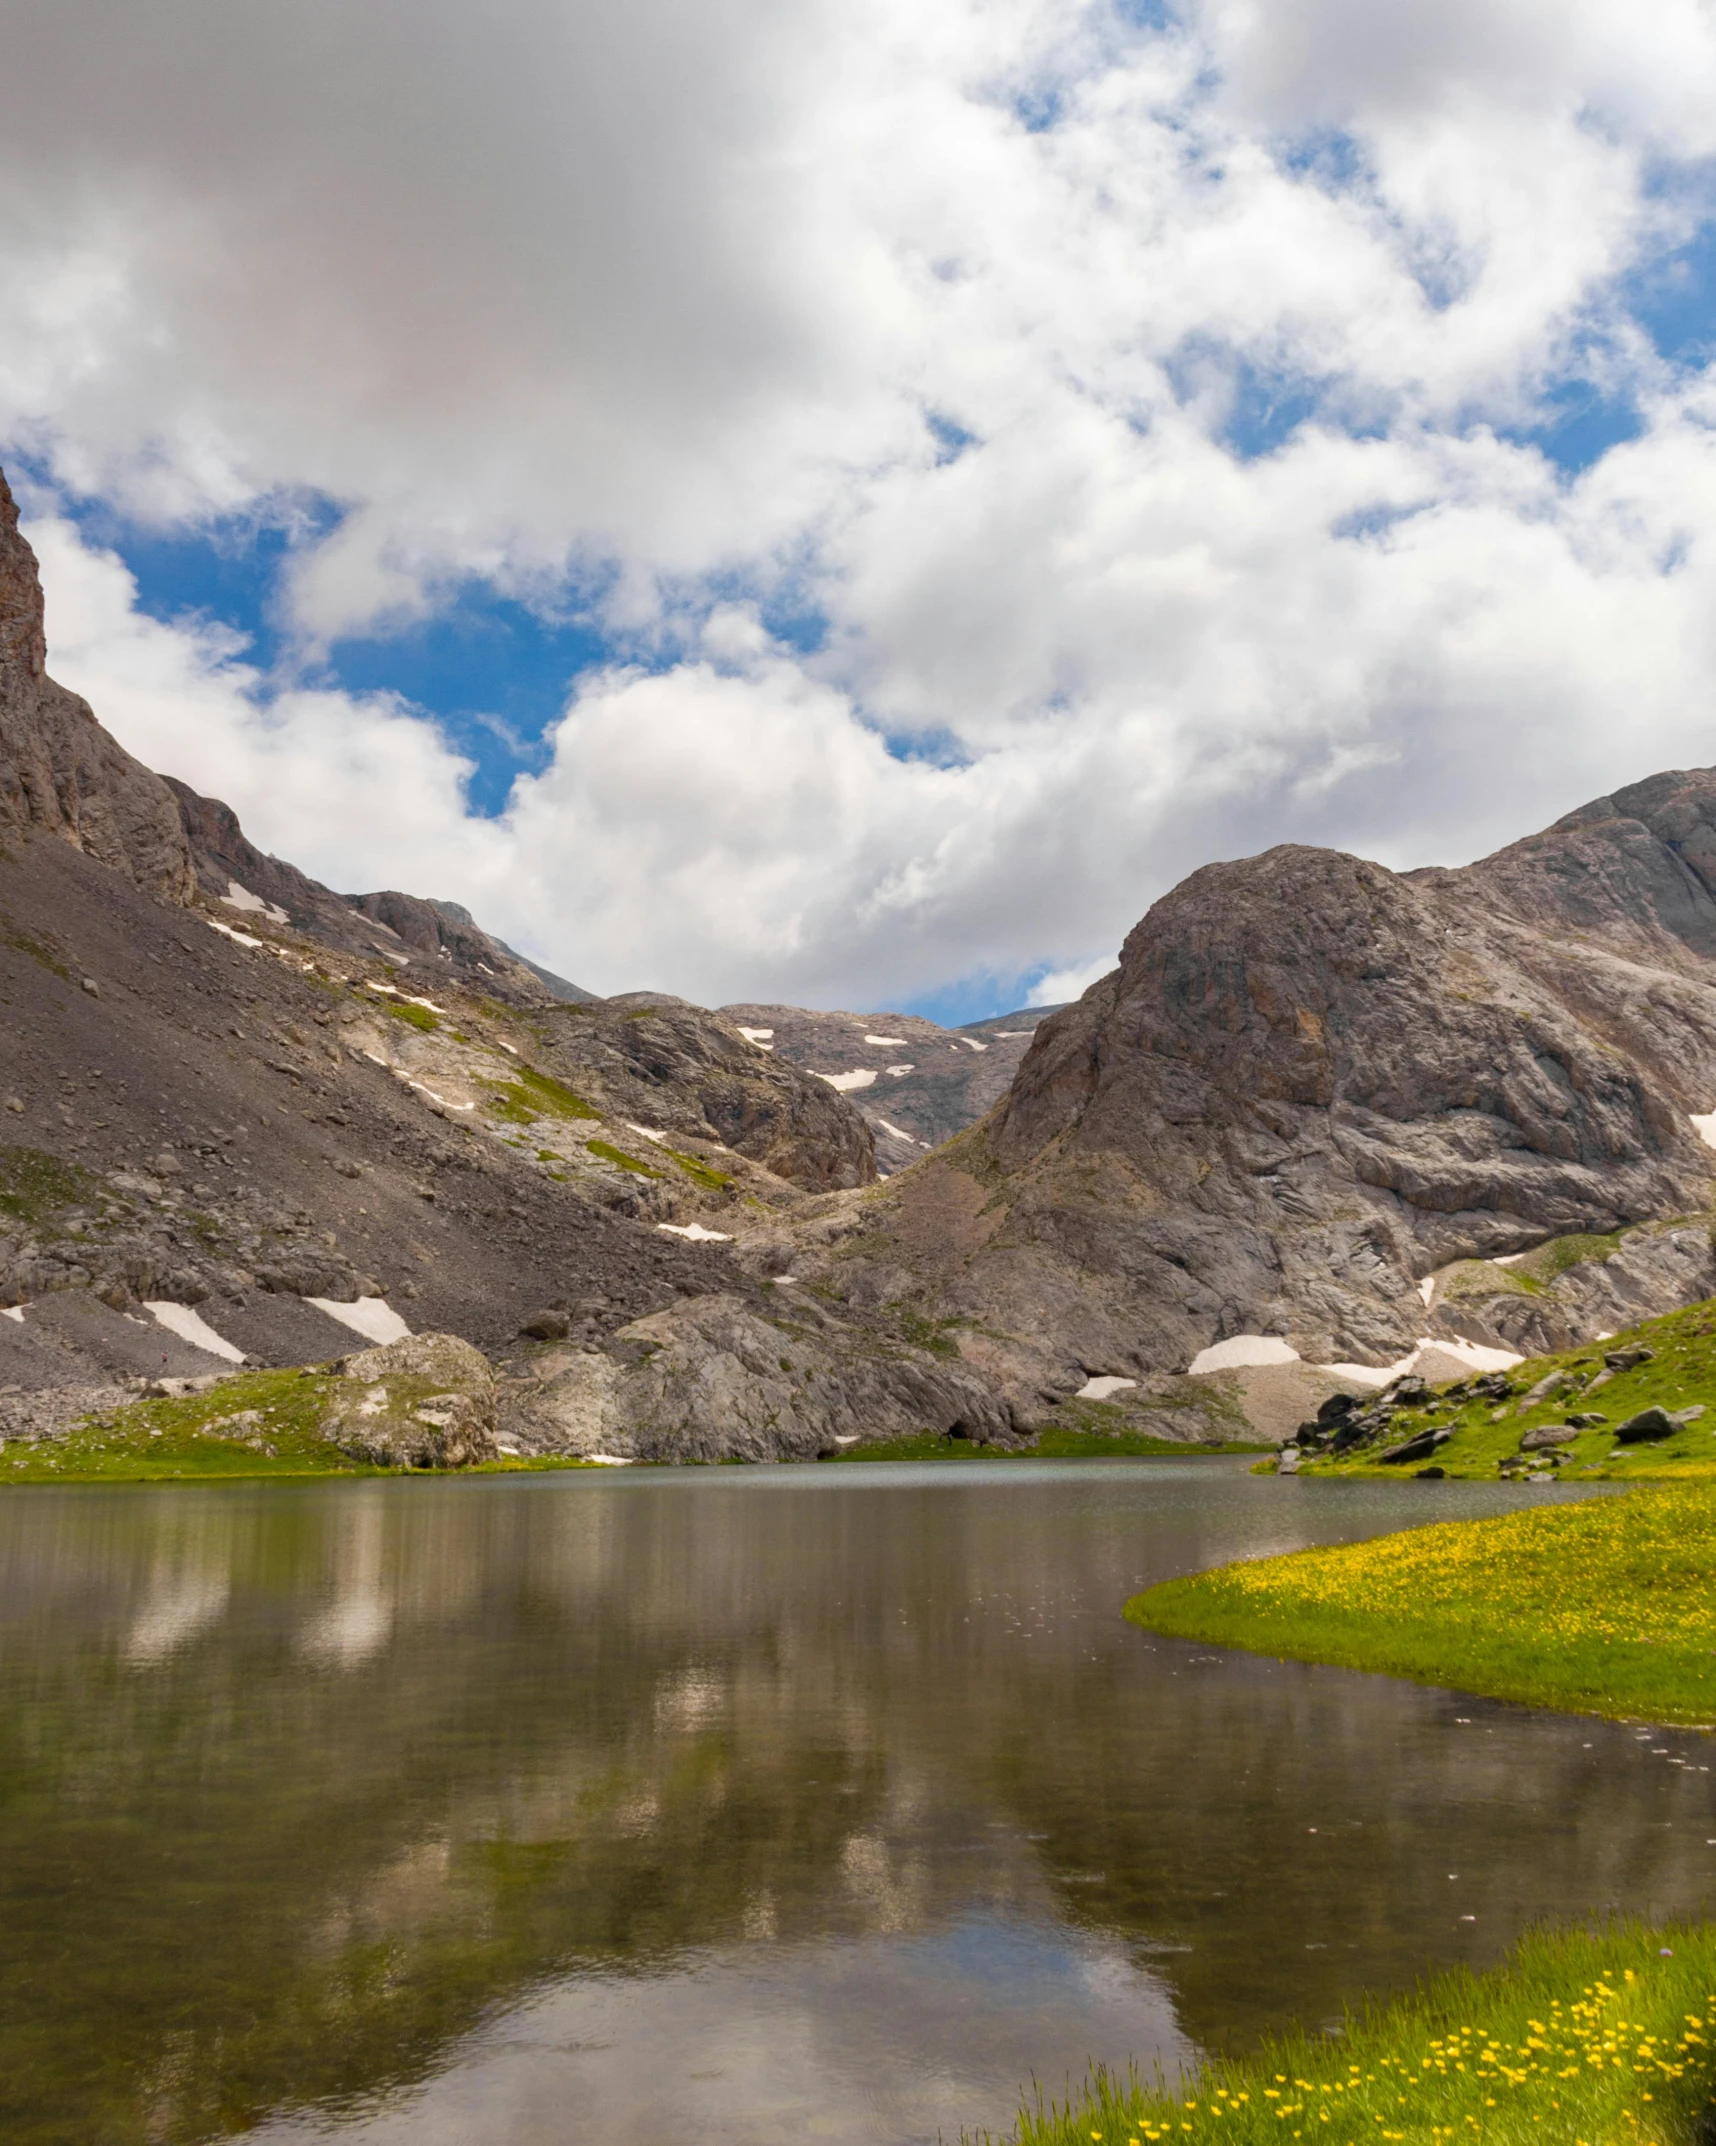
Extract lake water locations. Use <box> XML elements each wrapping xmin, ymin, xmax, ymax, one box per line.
<box><xmin>1</xmin><ymin>1460</ymin><xmax>1712</xmax><ymax>2146</ymax></box>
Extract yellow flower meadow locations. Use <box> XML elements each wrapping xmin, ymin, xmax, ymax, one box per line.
<box><xmin>1126</xmin><ymin>1486</ymin><xmax>1716</xmax><ymax>1723</ymax></box>
<box><xmin>1006</xmin><ymin>1925</ymin><xmax>1716</xmax><ymax>2146</ymax></box>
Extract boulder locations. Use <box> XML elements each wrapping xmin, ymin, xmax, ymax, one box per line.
<box><xmin>1605</xmin><ymin>1346</ymin><xmax>1656</xmax><ymax>1373</ymax></box>
<box><xmin>324</xmin><ymin>1332</ymin><xmax>498</xmax><ymax>1468</ymax></box>
<box><xmin>1379</xmin><ymin>1426</ymin><xmax>1452</xmax><ymax>1465</ymax></box>
<box><xmin>1614</xmin><ymin>1406</ymin><xmax>1677</xmax><ymax>1445</ymax></box>
<box><xmin>1520</xmin><ymin>1426</ymin><xmax>1578</xmax><ymax>1451</ymax></box>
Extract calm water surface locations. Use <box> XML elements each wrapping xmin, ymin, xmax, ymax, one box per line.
<box><xmin>1</xmin><ymin>1461</ymin><xmax>1712</xmax><ymax>2146</ymax></box>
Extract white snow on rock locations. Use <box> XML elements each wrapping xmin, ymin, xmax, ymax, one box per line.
<box><xmin>1417</xmin><ymin>1276</ymin><xmax>1436</xmax><ymax>1304</ymax></box>
<box><xmin>1188</xmin><ymin>1330</ymin><xmax>1523</xmax><ymax>1385</ymax></box>
<box><xmin>884</xmin><ymin>1064</ymin><xmax>914</xmax><ymax>1077</ymax></box>
<box><xmin>587</xmin><ymin>1453</ymin><xmax>636</xmax><ymax>1465</ymax></box>
<box><xmin>737</xmin><ymin>1028</ymin><xmax>775</xmax><ymax>1049</ymax></box>
<box><xmin>994</xmin><ymin>1030</ymin><xmax>1035</xmax><ymax>1037</ymax></box>
<box><xmin>404</xmin><ymin>1077</ymin><xmax>475</xmax><ymax>1111</ymax></box>
<box><xmin>1692</xmin><ymin>1112</ymin><xmax>1716</xmax><ymax>1150</ymax></box>
<box><xmin>657</xmin><ymin>1222</ymin><xmax>734</xmax><ymax>1242</ymax></box>
<box><xmin>626</xmin><ymin>1123</ymin><xmax>670</xmax><ymax>1145</ymax></box>
<box><xmin>1</xmin><ymin>1304</ymin><xmax>23</xmax><ymax>1323</ymax></box>
<box><xmin>1077</xmin><ymin>1375</ymin><xmax>1137</xmax><ymax>1400</ymax></box>
<box><xmin>305</xmin><ymin>1297</ymin><xmax>413</xmax><ymax>1344</ymax></box>
<box><xmin>221</xmin><ymin>879</ymin><xmax>288</xmax><ymax>924</ymax></box>
<box><xmin>875</xmin><ymin>1119</ymin><xmax>917</xmax><ymax>1143</ymax></box>
<box><xmin>206</xmin><ymin>918</ymin><xmax>263</xmax><ymax>950</ymax></box>
<box><xmin>961</xmin><ymin>1038</ymin><xmax>989</xmax><ymax>1052</ymax></box>
<box><xmin>864</xmin><ymin>1034</ymin><xmax>908</xmax><ymax>1046</ymax></box>
<box><xmin>814</xmin><ymin>1069</ymin><xmax>877</xmax><ymax>1092</ymax></box>
<box><xmin>144</xmin><ymin>1301</ymin><xmax>248</xmax><ymax>1363</ymax></box>
<box><xmin>1188</xmin><ymin>1335</ymin><xmax>1300</xmax><ymax>1374</ymax></box>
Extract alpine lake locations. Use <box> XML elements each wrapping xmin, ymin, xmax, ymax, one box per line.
<box><xmin>1</xmin><ymin>1460</ymin><xmax>1711</xmax><ymax>2146</ymax></box>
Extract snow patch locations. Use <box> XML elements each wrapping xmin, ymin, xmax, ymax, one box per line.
<box><xmin>960</xmin><ymin>1038</ymin><xmax>988</xmax><ymax>1052</ymax></box>
<box><xmin>865</xmin><ymin>1034</ymin><xmax>908</xmax><ymax>1047</ymax></box>
<box><xmin>305</xmin><ymin>1297</ymin><xmax>413</xmax><ymax>1344</ymax></box>
<box><xmin>1693</xmin><ymin>1112</ymin><xmax>1716</xmax><ymax>1151</ymax></box>
<box><xmin>1</xmin><ymin>1304</ymin><xmax>23</xmax><ymax>1323</ymax></box>
<box><xmin>405</xmin><ymin>1078</ymin><xmax>475</xmax><ymax>1111</ymax></box>
<box><xmin>814</xmin><ymin>1069</ymin><xmax>877</xmax><ymax>1092</ymax></box>
<box><xmin>884</xmin><ymin>1064</ymin><xmax>914</xmax><ymax>1077</ymax></box>
<box><xmin>1417</xmin><ymin>1276</ymin><xmax>1436</xmax><ymax>1304</ymax></box>
<box><xmin>993</xmin><ymin>1030</ymin><xmax>1034</xmax><ymax>1038</ymax></box>
<box><xmin>206</xmin><ymin>918</ymin><xmax>263</xmax><ymax>950</ymax></box>
<box><xmin>587</xmin><ymin>1453</ymin><xmax>635</xmax><ymax>1466</ymax></box>
<box><xmin>1077</xmin><ymin>1375</ymin><xmax>1137</xmax><ymax>1400</ymax></box>
<box><xmin>1316</xmin><ymin>1336</ymin><xmax>1525</xmax><ymax>1387</ymax></box>
<box><xmin>875</xmin><ymin>1119</ymin><xmax>916</xmax><ymax>1143</ymax></box>
<box><xmin>657</xmin><ymin>1222</ymin><xmax>734</xmax><ymax>1242</ymax></box>
<box><xmin>737</xmin><ymin>1028</ymin><xmax>775</xmax><ymax>1049</ymax></box>
<box><xmin>1188</xmin><ymin>1335</ymin><xmax>1300</xmax><ymax>1374</ymax></box>
<box><xmin>144</xmin><ymin>1301</ymin><xmax>247</xmax><ymax>1363</ymax></box>
<box><xmin>626</xmin><ymin>1123</ymin><xmax>670</xmax><ymax>1145</ymax></box>
<box><xmin>221</xmin><ymin>880</ymin><xmax>288</xmax><ymax>924</ymax></box>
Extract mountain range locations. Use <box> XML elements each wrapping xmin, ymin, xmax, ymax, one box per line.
<box><xmin>4</xmin><ymin>457</ymin><xmax>1715</xmax><ymax>1461</ymax></box>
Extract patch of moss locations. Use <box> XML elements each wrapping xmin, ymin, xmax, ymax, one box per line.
<box><xmin>1</xmin><ymin>1368</ymin><xmax>364</xmax><ymax>1483</ymax></box>
<box><xmin>898</xmin><ymin>1308</ymin><xmax>964</xmax><ymax>1356</ymax></box>
<box><xmin>662</xmin><ymin>1146</ymin><xmax>732</xmax><ymax>1191</ymax></box>
<box><xmin>483</xmin><ymin>1064</ymin><xmax>600</xmax><ymax>1125</ymax></box>
<box><xmin>586</xmin><ymin>1139</ymin><xmax>662</xmax><ymax>1179</ymax></box>
<box><xmin>0</xmin><ymin>1146</ymin><xmax>99</xmax><ymax>1225</ymax></box>
<box><xmin>1437</xmin><ymin>1257</ymin><xmax>1543</xmax><ymax>1301</ymax></box>
<box><xmin>1513</xmin><ymin>1226</ymin><xmax>1625</xmax><ymax>1284</ymax></box>
<box><xmin>384</xmin><ymin>999</ymin><xmax>440</xmax><ymax>1032</ymax></box>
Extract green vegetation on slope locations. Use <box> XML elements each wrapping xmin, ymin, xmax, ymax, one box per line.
<box><xmin>1126</xmin><ymin>1484</ymin><xmax>1716</xmax><ymax>1722</ymax></box>
<box><xmin>1303</xmin><ymin>1298</ymin><xmax>1716</xmax><ymax>1483</ymax></box>
<box><xmin>0</xmin><ymin>1145</ymin><xmax>99</xmax><ymax>1224</ymax></box>
<box><xmin>1008</xmin><ymin>1922</ymin><xmax>1716</xmax><ymax>2146</ymax></box>
<box><xmin>482</xmin><ymin>1063</ymin><xmax>601</xmax><ymax>1125</ymax></box>
<box><xmin>0</xmin><ymin>1369</ymin><xmax>599</xmax><ymax>1484</ymax></box>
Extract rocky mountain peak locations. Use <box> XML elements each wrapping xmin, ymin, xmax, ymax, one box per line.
<box><xmin>0</xmin><ymin>462</ymin><xmax>196</xmax><ymax>903</ymax></box>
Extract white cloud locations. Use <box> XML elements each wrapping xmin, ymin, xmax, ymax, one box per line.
<box><xmin>9</xmin><ymin>0</ymin><xmax>1716</xmax><ymax>1005</ymax></box>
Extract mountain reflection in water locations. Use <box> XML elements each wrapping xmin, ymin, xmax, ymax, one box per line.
<box><xmin>0</xmin><ymin>1463</ymin><xmax>1710</xmax><ymax>2146</ymax></box>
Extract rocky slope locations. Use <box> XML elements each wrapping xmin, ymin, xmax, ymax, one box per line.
<box><xmin>788</xmin><ymin>784</ymin><xmax>1716</xmax><ymax>1416</ymax></box>
<box><xmin>718</xmin><ymin>1001</ymin><xmax>1059</xmax><ymax>1171</ymax></box>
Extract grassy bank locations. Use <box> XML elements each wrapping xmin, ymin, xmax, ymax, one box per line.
<box><xmin>1126</xmin><ymin>1483</ymin><xmax>1716</xmax><ymax>1722</ymax></box>
<box><xmin>1301</xmin><ymin>1299</ymin><xmax>1716</xmax><ymax>1483</ymax></box>
<box><xmin>1005</xmin><ymin>1921</ymin><xmax>1716</xmax><ymax>2146</ymax></box>
<box><xmin>0</xmin><ymin>1368</ymin><xmax>594</xmax><ymax>1483</ymax></box>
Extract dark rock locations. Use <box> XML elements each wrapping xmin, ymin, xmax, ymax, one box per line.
<box><xmin>1379</xmin><ymin>1426</ymin><xmax>1452</xmax><ymax>1465</ymax></box>
<box><xmin>1605</xmin><ymin>1346</ymin><xmax>1656</xmax><ymax>1372</ymax></box>
<box><xmin>519</xmin><ymin>1308</ymin><xmax>571</xmax><ymax>1341</ymax></box>
<box><xmin>1562</xmin><ymin>1411</ymin><xmax>1607</xmax><ymax>1429</ymax></box>
<box><xmin>1520</xmin><ymin>1426</ymin><xmax>1579</xmax><ymax>1451</ymax></box>
<box><xmin>1316</xmin><ymin>1391</ymin><xmax>1361</xmax><ymax>1425</ymax></box>
<box><xmin>1615</xmin><ymin>1406</ymin><xmax>1678</xmax><ymax>1444</ymax></box>
<box><xmin>1414</xmin><ymin>1465</ymin><xmax>1446</xmax><ymax>1479</ymax></box>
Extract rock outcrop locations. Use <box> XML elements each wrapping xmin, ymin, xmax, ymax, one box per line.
<box><xmin>0</xmin><ymin>469</ymin><xmax>196</xmax><ymax>902</ymax></box>
<box><xmin>797</xmin><ymin>779</ymin><xmax>1716</xmax><ymax>1410</ymax></box>
<box><xmin>325</xmin><ymin>1332</ymin><xmax>498</xmax><ymax>1467</ymax></box>
<box><xmin>718</xmin><ymin>1001</ymin><xmax>1059</xmax><ymax>1172</ymax></box>
<box><xmin>503</xmin><ymin>1288</ymin><xmax>1019</xmax><ymax>1461</ymax></box>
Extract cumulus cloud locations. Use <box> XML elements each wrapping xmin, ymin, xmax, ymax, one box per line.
<box><xmin>8</xmin><ymin>0</ymin><xmax>1716</xmax><ymax>1006</ymax></box>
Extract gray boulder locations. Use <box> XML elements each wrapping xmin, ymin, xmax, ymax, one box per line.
<box><xmin>325</xmin><ymin>1332</ymin><xmax>498</xmax><ymax>1467</ymax></box>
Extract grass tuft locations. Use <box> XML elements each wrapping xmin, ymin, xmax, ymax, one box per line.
<box><xmin>0</xmin><ymin>1146</ymin><xmax>99</xmax><ymax>1225</ymax></box>
<box><xmin>1000</xmin><ymin>1921</ymin><xmax>1716</xmax><ymax>2146</ymax></box>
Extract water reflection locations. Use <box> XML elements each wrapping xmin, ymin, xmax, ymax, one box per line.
<box><xmin>0</xmin><ymin>1465</ymin><xmax>1709</xmax><ymax>2146</ymax></box>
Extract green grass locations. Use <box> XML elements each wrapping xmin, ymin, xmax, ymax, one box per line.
<box><xmin>585</xmin><ymin>1138</ymin><xmax>661</xmax><ymax>1178</ymax></box>
<box><xmin>482</xmin><ymin>1064</ymin><xmax>601</xmax><ymax>1126</ymax></box>
<box><xmin>383</xmin><ymin>999</ymin><xmax>440</xmax><ymax>1032</ymax></box>
<box><xmin>0</xmin><ymin>1145</ymin><xmax>98</xmax><ymax>1224</ymax></box>
<box><xmin>661</xmin><ymin>1144</ymin><xmax>732</xmax><ymax>1191</ymax></box>
<box><xmin>1003</xmin><ymin>1921</ymin><xmax>1716</xmax><ymax>2146</ymax></box>
<box><xmin>0</xmin><ymin>1369</ymin><xmax>607</xmax><ymax>1483</ymax></box>
<box><xmin>1126</xmin><ymin>1482</ymin><xmax>1716</xmax><ymax>1723</ymax></box>
<box><xmin>1303</xmin><ymin>1297</ymin><xmax>1716</xmax><ymax>1484</ymax></box>
<box><xmin>826</xmin><ymin>1426</ymin><xmax>1269</xmax><ymax>1462</ymax></box>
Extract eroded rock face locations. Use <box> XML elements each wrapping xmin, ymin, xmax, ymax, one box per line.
<box><xmin>504</xmin><ymin>1290</ymin><xmax>1016</xmax><ymax>1461</ymax></box>
<box><xmin>325</xmin><ymin>1332</ymin><xmax>498</xmax><ymax>1467</ymax></box>
<box><xmin>0</xmin><ymin>467</ymin><xmax>196</xmax><ymax>903</ymax></box>
<box><xmin>531</xmin><ymin>996</ymin><xmax>877</xmax><ymax>1194</ymax></box>
<box><xmin>806</xmin><ymin>786</ymin><xmax>1716</xmax><ymax>1403</ymax></box>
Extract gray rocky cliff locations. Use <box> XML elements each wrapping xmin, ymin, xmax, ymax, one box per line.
<box><xmin>0</xmin><ymin>466</ymin><xmax>196</xmax><ymax>902</ymax></box>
